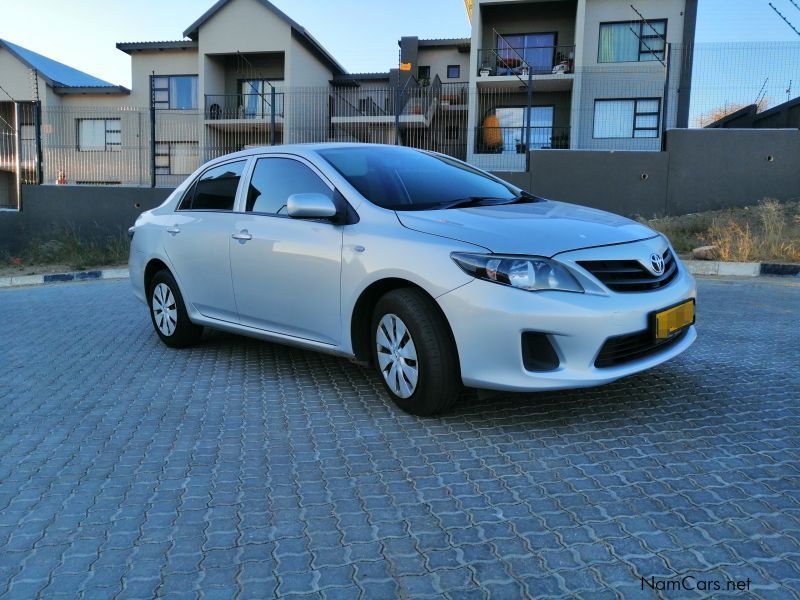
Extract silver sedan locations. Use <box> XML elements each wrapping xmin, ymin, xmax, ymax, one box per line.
<box><xmin>129</xmin><ymin>143</ymin><xmax>696</xmax><ymax>415</ymax></box>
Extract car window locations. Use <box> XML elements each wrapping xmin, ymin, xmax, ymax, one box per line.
<box><xmin>246</xmin><ymin>158</ymin><xmax>333</xmax><ymax>215</ymax></box>
<box><xmin>317</xmin><ymin>146</ymin><xmax>517</xmax><ymax>210</ymax></box>
<box><xmin>179</xmin><ymin>160</ymin><xmax>246</xmax><ymax>211</ymax></box>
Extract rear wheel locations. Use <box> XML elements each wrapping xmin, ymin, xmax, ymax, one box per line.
<box><xmin>371</xmin><ymin>289</ymin><xmax>461</xmax><ymax>416</ymax></box>
<box><xmin>148</xmin><ymin>270</ymin><xmax>203</xmax><ymax>348</ymax></box>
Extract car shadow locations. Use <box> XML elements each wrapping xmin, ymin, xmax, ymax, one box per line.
<box><xmin>197</xmin><ymin>328</ymin><xmax>715</xmax><ymax>430</ymax></box>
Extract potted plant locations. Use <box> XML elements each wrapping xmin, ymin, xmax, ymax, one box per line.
<box><xmin>479</xmin><ymin>64</ymin><xmax>491</xmax><ymax>77</ymax></box>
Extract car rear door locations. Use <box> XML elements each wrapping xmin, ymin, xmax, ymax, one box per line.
<box><xmin>229</xmin><ymin>155</ymin><xmax>344</xmax><ymax>345</ymax></box>
<box><xmin>162</xmin><ymin>159</ymin><xmax>248</xmax><ymax>323</ymax></box>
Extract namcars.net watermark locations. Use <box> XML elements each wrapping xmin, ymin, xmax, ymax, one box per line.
<box><xmin>642</xmin><ymin>575</ymin><xmax>752</xmax><ymax>593</ymax></box>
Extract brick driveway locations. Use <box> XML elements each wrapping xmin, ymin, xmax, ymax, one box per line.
<box><xmin>0</xmin><ymin>277</ymin><xmax>798</xmax><ymax>599</ymax></box>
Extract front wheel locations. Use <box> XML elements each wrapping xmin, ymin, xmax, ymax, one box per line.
<box><xmin>371</xmin><ymin>289</ymin><xmax>461</xmax><ymax>416</ymax></box>
<box><xmin>148</xmin><ymin>270</ymin><xmax>203</xmax><ymax>348</ymax></box>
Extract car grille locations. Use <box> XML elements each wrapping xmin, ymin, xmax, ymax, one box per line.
<box><xmin>595</xmin><ymin>327</ymin><xmax>689</xmax><ymax>368</ymax></box>
<box><xmin>578</xmin><ymin>249</ymin><xmax>677</xmax><ymax>292</ymax></box>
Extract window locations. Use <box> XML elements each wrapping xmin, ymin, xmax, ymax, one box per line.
<box><xmin>358</xmin><ymin>97</ymin><xmax>384</xmax><ymax>116</ymax></box>
<box><xmin>155</xmin><ymin>142</ymin><xmax>199</xmax><ymax>176</ymax></box>
<box><xmin>179</xmin><ymin>160</ymin><xmax>246</xmax><ymax>211</ymax></box>
<box><xmin>318</xmin><ymin>146</ymin><xmax>518</xmax><ymax>211</ymax></box>
<box><xmin>152</xmin><ymin>75</ymin><xmax>198</xmax><ymax>109</ymax></box>
<box><xmin>593</xmin><ymin>98</ymin><xmax>661</xmax><ymax>138</ymax></box>
<box><xmin>19</xmin><ymin>124</ymin><xmax>36</xmax><ymax>161</ymax></box>
<box><xmin>246</xmin><ymin>158</ymin><xmax>332</xmax><ymax>215</ymax></box>
<box><xmin>447</xmin><ymin>65</ymin><xmax>461</xmax><ymax>79</ymax></box>
<box><xmin>240</xmin><ymin>80</ymin><xmax>283</xmax><ymax>118</ymax></box>
<box><xmin>77</xmin><ymin>119</ymin><xmax>121</xmax><ymax>151</ymax></box>
<box><xmin>497</xmin><ymin>33</ymin><xmax>557</xmax><ymax>75</ymax></box>
<box><xmin>492</xmin><ymin>106</ymin><xmax>555</xmax><ymax>152</ymax></box>
<box><xmin>598</xmin><ymin>20</ymin><xmax>667</xmax><ymax>63</ymax></box>
<box><xmin>417</xmin><ymin>66</ymin><xmax>431</xmax><ymax>81</ymax></box>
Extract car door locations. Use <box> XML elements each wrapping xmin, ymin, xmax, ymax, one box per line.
<box><xmin>162</xmin><ymin>159</ymin><xmax>248</xmax><ymax>322</ymax></box>
<box><xmin>229</xmin><ymin>155</ymin><xmax>344</xmax><ymax>345</ymax></box>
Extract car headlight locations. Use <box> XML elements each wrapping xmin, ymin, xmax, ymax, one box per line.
<box><xmin>451</xmin><ymin>253</ymin><xmax>584</xmax><ymax>293</ymax></box>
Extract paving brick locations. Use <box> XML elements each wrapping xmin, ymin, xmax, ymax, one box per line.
<box><xmin>0</xmin><ymin>278</ymin><xmax>797</xmax><ymax>598</ymax></box>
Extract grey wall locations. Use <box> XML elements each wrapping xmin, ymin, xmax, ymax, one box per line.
<box><xmin>0</xmin><ymin>171</ymin><xmax>15</xmax><ymax>209</ymax></box>
<box><xmin>493</xmin><ymin>128</ymin><xmax>800</xmax><ymax>217</ymax></box>
<box><xmin>708</xmin><ymin>100</ymin><xmax>800</xmax><ymax>130</ymax></box>
<box><xmin>666</xmin><ymin>129</ymin><xmax>800</xmax><ymax>215</ymax></box>
<box><xmin>0</xmin><ymin>185</ymin><xmax>174</xmax><ymax>254</ymax></box>
<box><xmin>532</xmin><ymin>150</ymin><xmax>668</xmax><ymax>215</ymax></box>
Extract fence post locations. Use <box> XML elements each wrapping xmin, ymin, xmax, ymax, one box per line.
<box><xmin>525</xmin><ymin>67</ymin><xmax>533</xmax><ymax>172</ymax></box>
<box><xmin>137</xmin><ymin>111</ymin><xmax>143</xmax><ymax>187</ymax></box>
<box><xmin>661</xmin><ymin>43</ymin><xmax>672</xmax><ymax>151</ymax></box>
<box><xmin>395</xmin><ymin>84</ymin><xmax>401</xmax><ymax>145</ymax></box>
<box><xmin>270</xmin><ymin>86</ymin><xmax>276</xmax><ymax>145</ymax></box>
<box><xmin>13</xmin><ymin>102</ymin><xmax>21</xmax><ymax>210</ymax></box>
<box><xmin>149</xmin><ymin>76</ymin><xmax>156</xmax><ymax>188</ymax></box>
<box><xmin>34</xmin><ymin>101</ymin><xmax>43</xmax><ymax>185</ymax></box>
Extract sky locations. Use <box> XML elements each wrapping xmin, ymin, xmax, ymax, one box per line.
<box><xmin>1</xmin><ymin>0</ymin><xmax>798</xmax><ymax>89</ymax></box>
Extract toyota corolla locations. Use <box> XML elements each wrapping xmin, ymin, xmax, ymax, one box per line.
<box><xmin>129</xmin><ymin>143</ymin><xmax>696</xmax><ymax>415</ymax></box>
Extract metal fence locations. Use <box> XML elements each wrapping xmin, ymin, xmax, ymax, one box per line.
<box><xmin>0</xmin><ymin>102</ymin><xmax>38</xmax><ymax>209</ymax></box>
<box><xmin>0</xmin><ymin>41</ymin><xmax>797</xmax><ymax>200</ymax></box>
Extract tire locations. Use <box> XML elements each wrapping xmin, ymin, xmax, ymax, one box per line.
<box><xmin>371</xmin><ymin>288</ymin><xmax>461</xmax><ymax>416</ymax></box>
<box><xmin>148</xmin><ymin>270</ymin><xmax>203</xmax><ymax>348</ymax></box>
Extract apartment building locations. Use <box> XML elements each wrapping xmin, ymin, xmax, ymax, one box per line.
<box><xmin>1</xmin><ymin>0</ymin><xmax>698</xmax><ymax>196</ymax></box>
<box><xmin>465</xmin><ymin>0</ymin><xmax>698</xmax><ymax>170</ymax></box>
<box><xmin>117</xmin><ymin>0</ymin><xmax>347</xmax><ymax>186</ymax></box>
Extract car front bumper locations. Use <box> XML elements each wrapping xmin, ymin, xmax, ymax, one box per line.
<box><xmin>437</xmin><ymin>260</ymin><xmax>697</xmax><ymax>392</ymax></box>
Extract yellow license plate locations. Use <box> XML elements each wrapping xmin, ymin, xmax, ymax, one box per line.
<box><xmin>654</xmin><ymin>300</ymin><xmax>695</xmax><ymax>339</ymax></box>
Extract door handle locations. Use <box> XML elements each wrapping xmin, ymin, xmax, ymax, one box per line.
<box><xmin>232</xmin><ymin>230</ymin><xmax>252</xmax><ymax>241</ymax></box>
<box><xmin>166</xmin><ymin>225</ymin><xmax>180</xmax><ymax>235</ymax></box>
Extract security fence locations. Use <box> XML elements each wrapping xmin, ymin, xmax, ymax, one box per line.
<box><xmin>0</xmin><ymin>102</ymin><xmax>37</xmax><ymax>209</ymax></box>
<box><xmin>0</xmin><ymin>41</ymin><xmax>797</xmax><ymax>203</ymax></box>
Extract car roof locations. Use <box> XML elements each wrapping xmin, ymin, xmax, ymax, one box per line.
<box><xmin>207</xmin><ymin>143</ymin><xmax>423</xmax><ymax>164</ymax></box>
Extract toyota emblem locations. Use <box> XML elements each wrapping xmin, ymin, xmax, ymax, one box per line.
<box><xmin>650</xmin><ymin>253</ymin><xmax>665</xmax><ymax>275</ymax></box>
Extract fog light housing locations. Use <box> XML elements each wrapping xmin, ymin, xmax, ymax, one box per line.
<box><xmin>521</xmin><ymin>332</ymin><xmax>560</xmax><ymax>372</ymax></box>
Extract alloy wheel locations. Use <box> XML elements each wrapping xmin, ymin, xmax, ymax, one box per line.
<box><xmin>376</xmin><ymin>313</ymin><xmax>419</xmax><ymax>399</ymax></box>
<box><xmin>151</xmin><ymin>283</ymin><xmax>178</xmax><ymax>336</ymax></box>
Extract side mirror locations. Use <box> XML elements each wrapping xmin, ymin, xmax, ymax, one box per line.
<box><xmin>287</xmin><ymin>193</ymin><xmax>337</xmax><ymax>219</ymax></box>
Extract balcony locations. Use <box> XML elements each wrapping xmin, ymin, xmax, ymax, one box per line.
<box><xmin>477</xmin><ymin>46</ymin><xmax>575</xmax><ymax>91</ymax></box>
<box><xmin>331</xmin><ymin>77</ymin><xmax>443</xmax><ymax>129</ymax></box>
<box><xmin>204</xmin><ymin>93</ymin><xmax>285</xmax><ymax>130</ymax></box>
<box><xmin>438</xmin><ymin>82</ymin><xmax>469</xmax><ymax>110</ymax></box>
<box><xmin>474</xmin><ymin>125</ymin><xmax>570</xmax><ymax>154</ymax></box>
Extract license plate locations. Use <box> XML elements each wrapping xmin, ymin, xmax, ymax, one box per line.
<box><xmin>654</xmin><ymin>300</ymin><xmax>695</xmax><ymax>339</ymax></box>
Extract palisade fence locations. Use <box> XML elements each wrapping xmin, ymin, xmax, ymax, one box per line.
<box><xmin>0</xmin><ymin>41</ymin><xmax>796</xmax><ymax>202</ymax></box>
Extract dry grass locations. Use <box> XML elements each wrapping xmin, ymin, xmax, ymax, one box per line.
<box><xmin>1</xmin><ymin>227</ymin><xmax>129</xmax><ymax>276</ymax></box>
<box><xmin>639</xmin><ymin>199</ymin><xmax>800</xmax><ymax>263</ymax></box>
<box><xmin>706</xmin><ymin>219</ymin><xmax>756</xmax><ymax>262</ymax></box>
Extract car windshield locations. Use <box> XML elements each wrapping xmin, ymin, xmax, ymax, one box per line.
<box><xmin>317</xmin><ymin>146</ymin><xmax>520</xmax><ymax>210</ymax></box>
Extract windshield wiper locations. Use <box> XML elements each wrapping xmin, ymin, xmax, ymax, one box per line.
<box><xmin>515</xmin><ymin>190</ymin><xmax>542</xmax><ymax>202</ymax></box>
<box><xmin>435</xmin><ymin>192</ymin><xmax>543</xmax><ymax>210</ymax></box>
<box><xmin>435</xmin><ymin>196</ymin><xmax>518</xmax><ymax>210</ymax></box>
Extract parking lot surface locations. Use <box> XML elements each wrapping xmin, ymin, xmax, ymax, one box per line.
<box><xmin>0</xmin><ymin>277</ymin><xmax>798</xmax><ymax>599</ymax></box>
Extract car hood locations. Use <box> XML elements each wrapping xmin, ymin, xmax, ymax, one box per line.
<box><xmin>396</xmin><ymin>199</ymin><xmax>658</xmax><ymax>256</ymax></box>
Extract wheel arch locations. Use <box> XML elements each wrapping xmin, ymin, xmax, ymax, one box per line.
<box><xmin>144</xmin><ymin>258</ymin><xmax>171</xmax><ymax>294</ymax></box>
<box><xmin>350</xmin><ymin>278</ymin><xmax>460</xmax><ymax>369</ymax></box>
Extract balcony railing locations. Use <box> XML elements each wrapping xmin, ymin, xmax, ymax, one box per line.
<box><xmin>331</xmin><ymin>76</ymin><xmax>443</xmax><ymax>119</ymax></box>
<box><xmin>475</xmin><ymin>126</ymin><xmax>570</xmax><ymax>153</ymax></box>
<box><xmin>204</xmin><ymin>93</ymin><xmax>285</xmax><ymax>121</ymax></box>
<box><xmin>438</xmin><ymin>82</ymin><xmax>469</xmax><ymax>106</ymax></box>
<box><xmin>477</xmin><ymin>46</ymin><xmax>575</xmax><ymax>77</ymax></box>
